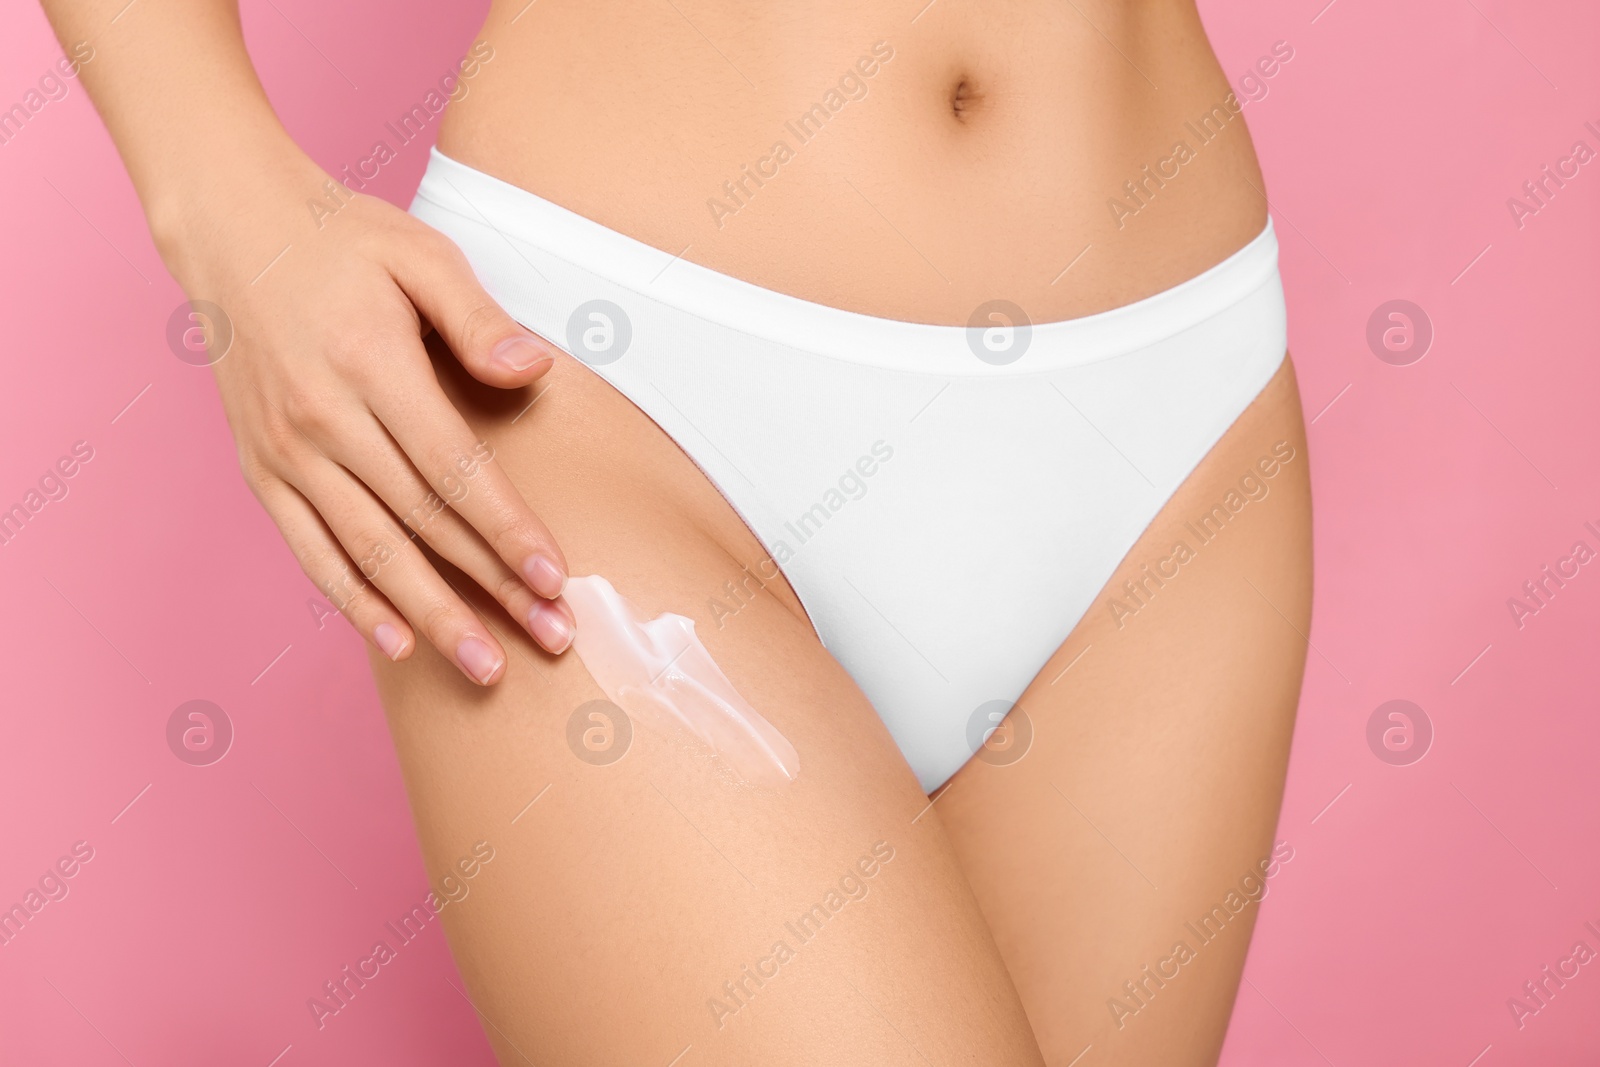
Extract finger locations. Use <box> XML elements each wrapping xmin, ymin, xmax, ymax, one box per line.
<box><xmin>256</xmin><ymin>476</ymin><xmax>414</xmax><ymax>662</ymax></box>
<box><xmin>287</xmin><ymin>453</ymin><xmax>512</xmax><ymax>686</ymax></box>
<box><xmin>331</xmin><ymin>413</ymin><xmax>576</xmax><ymax>655</ymax></box>
<box><xmin>390</xmin><ymin>224</ymin><xmax>560</xmax><ymax>388</ymax></box>
<box><xmin>370</xmin><ymin>363</ymin><xmax>570</xmax><ymax>601</ymax></box>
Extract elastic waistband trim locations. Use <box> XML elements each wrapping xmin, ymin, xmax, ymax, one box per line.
<box><xmin>412</xmin><ymin>147</ymin><xmax>1282</xmax><ymax>375</ymax></box>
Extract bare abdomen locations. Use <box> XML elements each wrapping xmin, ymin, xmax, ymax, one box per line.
<box><xmin>438</xmin><ymin>0</ymin><xmax>1268</xmax><ymax>324</ymax></box>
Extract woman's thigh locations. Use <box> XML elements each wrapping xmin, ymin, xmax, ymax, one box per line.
<box><xmin>367</xmin><ymin>344</ymin><xmax>1045</xmax><ymax>1066</ymax></box>
<box><xmin>937</xmin><ymin>355</ymin><xmax>1313</xmax><ymax>1067</ymax></box>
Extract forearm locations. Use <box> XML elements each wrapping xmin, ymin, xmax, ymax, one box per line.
<box><xmin>38</xmin><ymin>0</ymin><xmax>324</xmax><ymax>280</ymax></box>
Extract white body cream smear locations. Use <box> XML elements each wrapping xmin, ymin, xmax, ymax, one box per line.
<box><xmin>562</xmin><ymin>575</ymin><xmax>800</xmax><ymax>787</ymax></box>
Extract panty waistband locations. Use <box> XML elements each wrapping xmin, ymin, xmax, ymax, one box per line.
<box><xmin>410</xmin><ymin>147</ymin><xmax>1283</xmax><ymax>377</ymax></box>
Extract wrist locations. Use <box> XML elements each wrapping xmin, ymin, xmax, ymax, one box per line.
<box><xmin>146</xmin><ymin>143</ymin><xmax>332</xmax><ymax>290</ymax></box>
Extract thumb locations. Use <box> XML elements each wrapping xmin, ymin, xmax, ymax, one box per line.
<box><xmin>391</xmin><ymin>228</ymin><xmax>559</xmax><ymax>388</ymax></box>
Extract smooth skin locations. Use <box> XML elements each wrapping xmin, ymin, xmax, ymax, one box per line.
<box><xmin>49</xmin><ymin>0</ymin><xmax>1313</xmax><ymax>1061</ymax></box>
<box><xmin>445</xmin><ymin>0</ymin><xmax>1271</xmax><ymax>324</ymax></box>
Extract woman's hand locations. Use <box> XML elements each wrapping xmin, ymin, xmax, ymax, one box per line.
<box><xmin>38</xmin><ymin>0</ymin><xmax>570</xmax><ymax>683</ymax></box>
<box><xmin>173</xmin><ymin>161</ymin><xmax>576</xmax><ymax>684</ymax></box>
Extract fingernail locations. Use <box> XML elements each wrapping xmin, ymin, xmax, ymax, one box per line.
<box><xmin>523</xmin><ymin>554</ymin><xmax>567</xmax><ymax>599</ymax></box>
<box><xmin>492</xmin><ymin>335</ymin><xmax>553</xmax><ymax>372</ymax></box>
<box><xmin>529</xmin><ymin>600</ymin><xmax>574</xmax><ymax>653</ymax></box>
<box><xmin>374</xmin><ymin>623</ymin><xmax>406</xmax><ymax>660</ymax></box>
<box><xmin>456</xmin><ymin>636</ymin><xmax>504</xmax><ymax>684</ymax></box>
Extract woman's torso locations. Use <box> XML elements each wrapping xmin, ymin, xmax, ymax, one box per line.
<box><xmin>438</xmin><ymin>0</ymin><xmax>1267</xmax><ymax>325</ymax></box>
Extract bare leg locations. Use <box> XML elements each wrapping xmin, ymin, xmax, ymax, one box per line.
<box><xmin>937</xmin><ymin>356</ymin><xmax>1313</xmax><ymax>1066</ymax></box>
<box><xmin>367</xmin><ymin>344</ymin><xmax>1046</xmax><ymax>1066</ymax></box>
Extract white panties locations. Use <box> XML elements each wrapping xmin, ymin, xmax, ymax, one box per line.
<box><xmin>410</xmin><ymin>148</ymin><xmax>1288</xmax><ymax>791</ymax></box>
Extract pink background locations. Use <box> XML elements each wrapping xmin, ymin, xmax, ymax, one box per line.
<box><xmin>2</xmin><ymin>0</ymin><xmax>1596</xmax><ymax>1063</ymax></box>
